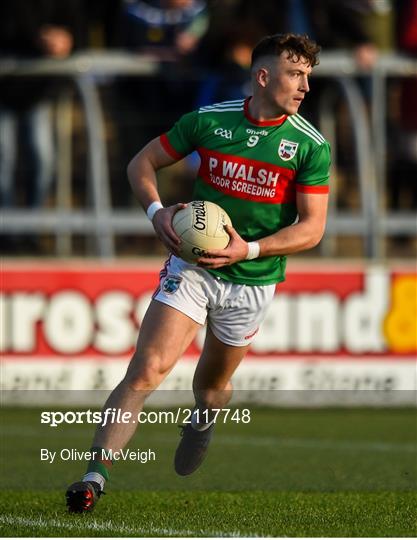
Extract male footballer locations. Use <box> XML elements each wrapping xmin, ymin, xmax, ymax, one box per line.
<box><xmin>66</xmin><ymin>32</ymin><xmax>330</xmax><ymax>512</ymax></box>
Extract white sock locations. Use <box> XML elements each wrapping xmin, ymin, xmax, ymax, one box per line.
<box><xmin>191</xmin><ymin>409</ymin><xmax>215</xmax><ymax>431</ymax></box>
<box><xmin>82</xmin><ymin>472</ymin><xmax>105</xmax><ymax>491</ymax></box>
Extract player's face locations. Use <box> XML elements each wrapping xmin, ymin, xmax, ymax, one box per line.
<box><xmin>264</xmin><ymin>52</ymin><xmax>312</xmax><ymax>115</ymax></box>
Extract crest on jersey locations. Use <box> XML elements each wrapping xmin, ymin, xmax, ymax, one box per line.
<box><xmin>278</xmin><ymin>139</ymin><xmax>299</xmax><ymax>161</ymax></box>
<box><xmin>162</xmin><ymin>275</ymin><xmax>182</xmax><ymax>295</ymax></box>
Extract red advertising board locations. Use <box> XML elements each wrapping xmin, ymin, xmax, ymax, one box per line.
<box><xmin>1</xmin><ymin>261</ymin><xmax>416</xmax><ymax>359</ymax></box>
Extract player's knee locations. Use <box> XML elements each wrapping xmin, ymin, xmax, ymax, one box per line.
<box><xmin>126</xmin><ymin>352</ymin><xmax>168</xmax><ymax>391</ymax></box>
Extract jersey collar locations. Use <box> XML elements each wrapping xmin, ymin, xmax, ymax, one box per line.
<box><xmin>244</xmin><ymin>97</ymin><xmax>288</xmax><ymax>127</ymax></box>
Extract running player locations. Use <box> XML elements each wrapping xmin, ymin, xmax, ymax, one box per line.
<box><xmin>66</xmin><ymin>32</ymin><xmax>330</xmax><ymax>512</ymax></box>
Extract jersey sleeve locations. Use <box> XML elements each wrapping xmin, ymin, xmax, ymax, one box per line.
<box><xmin>296</xmin><ymin>142</ymin><xmax>331</xmax><ymax>194</ymax></box>
<box><xmin>160</xmin><ymin>110</ymin><xmax>199</xmax><ymax>160</ymax></box>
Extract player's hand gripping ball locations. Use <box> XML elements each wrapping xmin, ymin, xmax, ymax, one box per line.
<box><xmin>172</xmin><ymin>200</ymin><xmax>232</xmax><ymax>263</ymax></box>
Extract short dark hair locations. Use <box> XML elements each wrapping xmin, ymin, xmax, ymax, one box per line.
<box><xmin>251</xmin><ymin>33</ymin><xmax>321</xmax><ymax>68</ymax></box>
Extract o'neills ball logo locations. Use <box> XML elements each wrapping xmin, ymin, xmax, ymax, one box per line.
<box><xmin>191</xmin><ymin>246</ymin><xmax>207</xmax><ymax>257</ymax></box>
<box><xmin>192</xmin><ymin>200</ymin><xmax>207</xmax><ymax>231</ymax></box>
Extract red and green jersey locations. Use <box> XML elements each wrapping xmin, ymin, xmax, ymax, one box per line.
<box><xmin>161</xmin><ymin>97</ymin><xmax>331</xmax><ymax>285</ymax></box>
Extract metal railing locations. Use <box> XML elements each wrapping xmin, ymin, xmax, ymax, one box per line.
<box><xmin>318</xmin><ymin>76</ymin><xmax>378</xmax><ymax>257</ymax></box>
<box><xmin>1</xmin><ymin>51</ymin><xmax>416</xmax><ymax>258</ymax></box>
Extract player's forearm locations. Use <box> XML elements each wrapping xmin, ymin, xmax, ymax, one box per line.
<box><xmin>258</xmin><ymin>220</ymin><xmax>325</xmax><ymax>256</ymax></box>
<box><xmin>127</xmin><ymin>151</ymin><xmax>161</xmax><ymax>211</ymax></box>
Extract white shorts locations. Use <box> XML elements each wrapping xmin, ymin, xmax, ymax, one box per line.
<box><xmin>153</xmin><ymin>255</ymin><xmax>275</xmax><ymax>347</ymax></box>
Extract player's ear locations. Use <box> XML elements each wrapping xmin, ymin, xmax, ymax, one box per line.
<box><xmin>256</xmin><ymin>67</ymin><xmax>269</xmax><ymax>88</ymax></box>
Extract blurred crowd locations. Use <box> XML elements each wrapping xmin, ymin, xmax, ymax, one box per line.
<box><xmin>0</xmin><ymin>0</ymin><xmax>416</xmax><ymax>257</ymax></box>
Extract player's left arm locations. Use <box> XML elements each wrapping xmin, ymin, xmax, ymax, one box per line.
<box><xmin>199</xmin><ymin>191</ymin><xmax>328</xmax><ymax>268</ymax></box>
<box><xmin>256</xmin><ymin>191</ymin><xmax>328</xmax><ymax>255</ymax></box>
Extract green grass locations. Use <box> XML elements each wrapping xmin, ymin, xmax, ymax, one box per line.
<box><xmin>0</xmin><ymin>407</ymin><xmax>416</xmax><ymax>536</ymax></box>
<box><xmin>0</xmin><ymin>490</ymin><xmax>416</xmax><ymax>537</ymax></box>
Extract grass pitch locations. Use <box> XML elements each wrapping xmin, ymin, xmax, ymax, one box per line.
<box><xmin>0</xmin><ymin>407</ymin><xmax>416</xmax><ymax>537</ymax></box>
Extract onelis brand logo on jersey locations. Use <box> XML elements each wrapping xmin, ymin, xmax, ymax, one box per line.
<box><xmin>214</xmin><ymin>128</ymin><xmax>233</xmax><ymax>140</ymax></box>
<box><xmin>278</xmin><ymin>139</ymin><xmax>299</xmax><ymax>161</ymax></box>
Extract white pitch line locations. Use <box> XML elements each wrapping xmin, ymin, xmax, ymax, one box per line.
<box><xmin>0</xmin><ymin>514</ymin><xmax>177</xmax><ymax>536</ymax></box>
<box><xmin>0</xmin><ymin>514</ymin><xmax>250</xmax><ymax>538</ymax></box>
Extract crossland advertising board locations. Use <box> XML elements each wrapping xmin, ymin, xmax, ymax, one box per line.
<box><xmin>1</xmin><ymin>261</ymin><xmax>416</xmax><ymax>405</ymax></box>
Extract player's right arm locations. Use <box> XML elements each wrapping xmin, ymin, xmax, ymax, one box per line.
<box><xmin>127</xmin><ymin>137</ymin><xmax>186</xmax><ymax>254</ymax></box>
